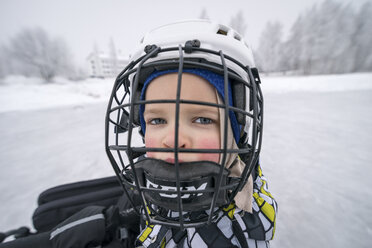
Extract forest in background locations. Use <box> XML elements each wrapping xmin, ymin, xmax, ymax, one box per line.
<box><xmin>253</xmin><ymin>0</ymin><xmax>372</xmax><ymax>75</ymax></box>
<box><xmin>0</xmin><ymin>0</ymin><xmax>371</xmax><ymax>82</ymax></box>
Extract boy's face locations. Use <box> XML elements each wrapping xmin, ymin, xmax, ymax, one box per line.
<box><xmin>143</xmin><ymin>73</ymin><xmax>220</xmax><ymax>163</ymax></box>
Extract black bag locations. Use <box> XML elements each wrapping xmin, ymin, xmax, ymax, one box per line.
<box><xmin>32</xmin><ymin>176</ymin><xmax>124</xmax><ymax>232</ymax></box>
<box><xmin>1</xmin><ymin>176</ymin><xmax>141</xmax><ymax>247</ymax></box>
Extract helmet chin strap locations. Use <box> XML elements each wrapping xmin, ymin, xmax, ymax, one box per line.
<box><xmin>132</xmin><ymin>158</ymin><xmax>232</xmax><ymax>213</ymax></box>
<box><xmin>216</xmin><ymin>90</ymin><xmax>253</xmax><ymax>213</ymax></box>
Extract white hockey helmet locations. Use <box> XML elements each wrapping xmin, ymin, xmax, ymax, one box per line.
<box><xmin>105</xmin><ymin>19</ymin><xmax>264</xmax><ymax>228</ymax></box>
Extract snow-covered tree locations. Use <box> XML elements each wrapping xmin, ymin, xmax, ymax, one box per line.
<box><xmin>352</xmin><ymin>2</ymin><xmax>372</xmax><ymax>72</ymax></box>
<box><xmin>7</xmin><ymin>27</ymin><xmax>73</xmax><ymax>82</ymax></box>
<box><xmin>284</xmin><ymin>15</ymin><xmax>304</xmax><ymax>73</ymax></box>
<box><xmin>279</xmin><ymin>0</ymin><xmax>370</xmax><ymax>75</ymax></box>
<box><xmin>229</xmin><ymin>10</ymin><xmax>248</xmax><ymax>36</ymax></box>
<box><xmin>0</xmin><ymin>45</ymin><xmax>7</xmax><ymax>78</ymax></box>
<box><xmin>255</xmin><ymin>21</ymin><xmax>284</xmax><ymax>73</ymax></box>
<box><xmin>310</xmin><ymin>0</ymin><xmax>355</xmax><ymax>74</ymax></box>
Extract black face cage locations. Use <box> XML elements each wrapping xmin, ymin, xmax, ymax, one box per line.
<box><xmin>105</xmin><ymin>41</ymin><xmax>263</xmax><ymax>229</ymax></box>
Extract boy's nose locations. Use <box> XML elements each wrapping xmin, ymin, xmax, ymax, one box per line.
<box><xmin>162</xmin><ymin>127</ymin><xmax>191</xmax><ymax>149</ymax></box>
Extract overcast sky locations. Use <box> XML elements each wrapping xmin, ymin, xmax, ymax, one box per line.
<box><xmin>0</xmin><ymin>0</ymin><xmax>369</xmax><ymax>67</ymax></box>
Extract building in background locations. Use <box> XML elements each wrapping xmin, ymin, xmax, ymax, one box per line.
<box><xmin>86</xmin><ymin>50</ymin><xmax>129</xmax><ymax>78</ymax></box>
<box><xmin>86</xmin><ymin>39</ymin><xmax>129</xmax><ymax>78</ymax></box>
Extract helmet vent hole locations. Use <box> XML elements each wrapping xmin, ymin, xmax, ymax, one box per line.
<box><xmin>234</xmin><ymin>35</ymin><xmax>241</xmax><ymax>41</ymax></box>
<box><xmin>217</xmin><ymin>29</ymin><xmax>228</xmax><ymax>36</ymax></box>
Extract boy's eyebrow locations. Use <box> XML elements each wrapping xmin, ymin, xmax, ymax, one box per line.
<box><xmin>143</xmin><ymin>106</ymin><xmax>166</xmax><ymax>116</ymax></box>
<box><xmin>144</xmin><ymin>104</ymin><xmax>219</xmax><ymax>117</ymax></box>
<box><xmin>184</xmin><ymin>105</ymin><xmax>219</xmax><ymax>116</ymax></box>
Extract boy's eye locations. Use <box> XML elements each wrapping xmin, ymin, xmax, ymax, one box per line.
<box><xmin>149</xmin><ymin>118</ymin><xmax>166</xmax><ymax>125</ymax></box>
<box><xmin>194</xmin><ymin>117</ymin><xmax>214</xmax><ymax>124</ymax></box>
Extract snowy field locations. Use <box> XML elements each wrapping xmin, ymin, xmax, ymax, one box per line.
<box><xmin>0</xmin><ymin>73</ymin><xmax>372</xmax><ymax>247</ymax></box>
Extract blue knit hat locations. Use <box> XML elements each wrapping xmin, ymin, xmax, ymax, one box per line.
<box><xmin>139</xmin><ymin>68</ymin><xmax>241</xmax><ymax>143</ymax></box>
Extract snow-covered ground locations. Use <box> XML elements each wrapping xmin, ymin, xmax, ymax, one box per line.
<box><xmin>0</xmin><ymin>73</ymin><xmax>371</xmax><ymax>247</ymax></box>
<box><xmin>0</xmin><ymin>75</ymin><xmax>114</xmax><ymax>113</ymax></box>
<box><xmin>1</xmin><ymin>73</ymin><xmax>372</xmax><ymax>113</ymax></box>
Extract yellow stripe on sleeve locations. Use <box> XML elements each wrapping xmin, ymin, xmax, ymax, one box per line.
<box><xmin>139</xmin><ymin>225</ymin><xmax>154</xmax><ymax>242</ymax></box>
<box><xmin>261</xmin><ymin>202</ymin><xmax>275</xmax><ymax>223</ymax></box>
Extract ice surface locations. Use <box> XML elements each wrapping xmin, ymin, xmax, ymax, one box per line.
<box><xmin>0</xmin><ymin>73</ymin><xmax>371</xmax><ymax>247</ymax></box>
<box><xmin>262</xmin><ymin>90</ymin><xmax>372</xmax><ymax>248</ymax></box>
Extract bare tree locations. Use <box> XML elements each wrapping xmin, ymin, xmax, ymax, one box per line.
<box><xmin>7</xmin><ymin>27</ymin><xmax>72</xmax><ymax>82</ymax></box>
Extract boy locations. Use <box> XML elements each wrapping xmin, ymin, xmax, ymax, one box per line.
<box><xmin>0</xmin><ymin>20</ymin><xmax>276</xmax><ymax>248</ymax></box>
<box><xmin>105</xmin><ymin>20</ymin><xmax>277</xmax><ymax>247</ymax></box>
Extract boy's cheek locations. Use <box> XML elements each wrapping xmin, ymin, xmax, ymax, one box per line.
<box><xmin>145</xmin><ymin>137</ymin><xmax>157</xmax><ymax>158</ymax></box>
<box><xmin>198</xmin><ymin>138</ymin><xmax>220</xmax><ymax>149</ymax></box>
<box><xmin>145</xmin><ymin>137</ymin><xmax>156</xmax><ymax>147</ymax></box>
<box><xmin>197</xmin><ymin>138</ymin><xmax>220</xmax><ymax>163</ymax></box>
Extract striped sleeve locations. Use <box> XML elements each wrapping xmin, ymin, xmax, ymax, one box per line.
<box><xmin>251</xmin><ymin>163</ymin><xmax>277</xmax><ymax>240</ymax></box>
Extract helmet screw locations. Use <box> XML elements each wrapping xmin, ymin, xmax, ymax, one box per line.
<box><xmin>184</xmin><ymin>39</ymin><xmax>201</xmax><ymax>53</ymax></box>
<box><xmin>192</xmin><ymin>39</ymin><xmax>201</xmax><ymax>47</ymax></box>
<box><xmin>144</xmin><ymin>44</ymin><xmax>157</xmax><ymax>54</ymax></box>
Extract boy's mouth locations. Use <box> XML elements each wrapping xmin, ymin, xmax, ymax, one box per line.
<box><xmin>165</xmin><ymin>158</ymin><xmax>184</xmax><ymax>164</ymax></box>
